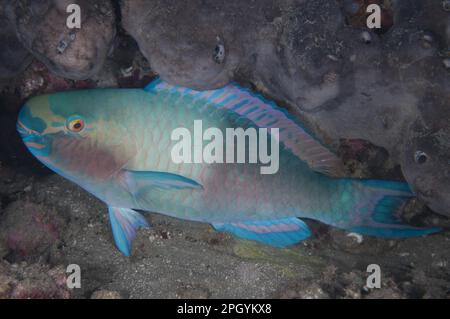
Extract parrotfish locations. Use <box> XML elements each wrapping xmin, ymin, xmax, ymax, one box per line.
<box><xmin>17</xmin><ymin>78</ymin><xmax>439</xmax><ymax>256</ymax></box>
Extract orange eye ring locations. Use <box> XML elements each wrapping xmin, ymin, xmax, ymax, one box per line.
<box><xmin>67</xmin><ymin>118</ymin><xmax>85</xmax><ymax>133</ymax></box>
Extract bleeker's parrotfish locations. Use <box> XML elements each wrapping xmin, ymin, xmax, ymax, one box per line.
<box><xmin>17</xmin><ymin>78</ymin><xmax>439</xmax><ymax>256</ymax></box>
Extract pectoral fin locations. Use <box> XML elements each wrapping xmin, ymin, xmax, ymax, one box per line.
<box><xmin>122</xmin><ymin>169</ymin><xmax>203</xmax><ymax>191</ymax></box>
<box><xmin>108</xmin><ymin>206</ymin><xmax>150</xmax><ymax>256</ymax></box>
<box><xmin>213</xmin><ymin>217</ymin><xmax>311</xmax><ymax>247</ymax></box>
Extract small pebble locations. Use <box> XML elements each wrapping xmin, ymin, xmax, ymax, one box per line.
<box><xmin>346</xmin><ymin>232</ymin><xmax>363</xmax><ymax>244</ymax></box>
<box><xmin>91</xmin><ymin>290</ymin><xmax>122</xmax><ymax>299</ymax></box>
<box><xmin>360</xmin><ymin>31</ymin><xmax>372</xmax><ymax>44</ymax></box>
<box><xmin>443</xmin><ymin>59</ymin><xmax>450</xmax><ymax>69</ymax></box>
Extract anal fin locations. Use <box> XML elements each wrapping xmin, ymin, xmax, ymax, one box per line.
<box><xmin>213</xmin><ymin>217</ymin><xmax>311</xmax><ymax>247</ymax></box>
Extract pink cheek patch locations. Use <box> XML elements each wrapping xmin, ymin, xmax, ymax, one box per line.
<box><xmin>52</xmin><ymin>136</ymin><xmax>124</xmax><ymax>180</ymax></box>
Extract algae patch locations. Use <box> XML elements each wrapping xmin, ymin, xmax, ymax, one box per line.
<box><xmin>233</xmin><ymin>240</ymin><xmax>326</xmax><ymax>277</ymax></box>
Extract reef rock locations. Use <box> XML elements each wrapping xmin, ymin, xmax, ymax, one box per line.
<box><xmin>0</xmin><ymin>6</ymin><xmax>32</xmax><ymax>79</ymax></box>
<box><xmin>0</xmin><ymin>260</ymin><xmax>70</xmax><ymax>299</ymax></box>
<box><xmin>5</xmin><ymin>0</ymin><xmax>116</xmax><ymax>80</ymax></box>
<box><xmin>0</xmin><ymin>200</ymin><xmax>67</xmax><ymax>262</ymax></box>
<box><xmin>121</xmin><ymin>0</ymin><xmax>282</xmax><ymax>89</ymax></box>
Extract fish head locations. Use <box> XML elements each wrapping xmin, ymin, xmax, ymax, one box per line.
<box><xmin>402</xmin><ymin>126</ymin><xmax>450</xmax><ymax>217</ymax></box>
<box><xmin>17</xmin><ymin>94</ymin><xmax>54</xmax><ymax>160</ymax></box>
<box><xmin>17</xmin><ymin>90</ymin><xmax>137</xmax><ymax>193</ymax></box>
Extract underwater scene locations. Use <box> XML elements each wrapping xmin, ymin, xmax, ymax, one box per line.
<box><xmin>0</xmin><ymin>0</ymin><xmax>449</xmax><ymax>301</ymax></box>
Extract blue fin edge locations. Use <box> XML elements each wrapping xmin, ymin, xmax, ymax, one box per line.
<box><xmin>213</xmin><ymin>217</ymin><xmax>311</xmax><ymax>247</ymax></box>
<box><xmin>108</xmin><ymin>207</ymin><xmax>150</xmax><ymax>256</ymax></box>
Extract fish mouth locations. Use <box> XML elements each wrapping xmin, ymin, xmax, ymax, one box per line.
<box><xmin>17</xmin><ymin>120</ymin><xmax>50</xmax><ymax>156</ymax></box>
<box><xmin>24</xmin><ymin>141</ymin><xmax>46</xmax><ymax>150</ymax></box>
<box><xmin>21</xmin><ymin>133</ymin><xmax>48</xmax><ymax>153</ymax></box>
<box><xmin>17</xmin><ymin>120</ymin><xmax>45</xmax><ymax>150</ymax></box>
<box><xmin>17</xmin><ymin>103</ymin><xmax>47</xmax><ymax>138</ymax></box>
<box><xmin>17</xmin><ymin>119</ymin><xmax>39</xmax><ymax>137</ymax></box>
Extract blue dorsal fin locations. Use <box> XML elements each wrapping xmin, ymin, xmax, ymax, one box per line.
<box><xmin>145</xmin><ymin>78</ymin><xmax>343</xmax><ymax>176</ymax></box>
<box><xmin>108</xmin><ymin>207</ymin><xmax>150</xmax><ymax>256</ymax></box>
<box><xmin>212</xmin><ymin>217</ymin><xmax>311</xmax><ymax>247</ymax></box>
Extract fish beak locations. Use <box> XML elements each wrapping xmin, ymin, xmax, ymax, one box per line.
<box><xmin>17</xmin><ymin>105</ymin><xmax>39</xmax><ymax>137</ymax></box>
<box><xmin>17</xmin><ymin>120</ymin><xmax>40</xmax><ymax>137</ymax></box>
<box><xmin>17</xmin><ymin>119</ymin><xmax>32</xmax><ymax>136</ymax></box>
<box><xmin>20</xmin><ymin>130</ymin><xmax>50</xmax><ymax>157</ymax></box>
<box><xmin>17</xmin><ymin>119</ymin><xmax>43</xmax><ymax>149</ymax></box>
<box><xmin>17</xmin><ymin>105</ymin><xmax>49</xmax><ymax>155</ymax></box>
<box><xmin>20</xmin><ymin>129</ymin><xmax>46</xmax><ymax>152</ymax></box>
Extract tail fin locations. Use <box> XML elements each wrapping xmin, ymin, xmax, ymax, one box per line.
<box><xmin>344</xmin><ymin>180</ymin><xmax>441</xmax><ymax>237</ymax></box>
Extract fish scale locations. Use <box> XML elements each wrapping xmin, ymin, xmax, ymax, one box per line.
<box><xmin>17</xmin><ymin>78</ymin><xmax>440</xmax><ymax>256</ymax></box>
<box><xmin>128</xmin><ymin>89</ymin><xmax>324</xmax><ymax>220</ymax></box>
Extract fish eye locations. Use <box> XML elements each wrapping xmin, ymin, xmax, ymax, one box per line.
<box><xmin>414</xmin><ymin>151</ymin><xmax>429</xmax><ymax>164</ymax></box>
<box><xmin>67</xmin><ymin>117</ymin><xmax>85</xmax><ymax>133</ymax></box>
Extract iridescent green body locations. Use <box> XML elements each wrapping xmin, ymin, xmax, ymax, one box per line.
<box><xmin>17</xmin><ymin>79</ymin><xmax>439</xmax><ymax>255</ymax></box>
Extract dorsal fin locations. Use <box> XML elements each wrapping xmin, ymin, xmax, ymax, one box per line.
<box><xmin>145</xmin><ymin>78</ymin><xmax>344</xmax><ymax>176</ymax></box>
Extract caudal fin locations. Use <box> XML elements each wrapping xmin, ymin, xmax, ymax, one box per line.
<box><xmin>345</xmin><ymin>180</ymin><xmax>441</xmax><ymax>237</ymax></box>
